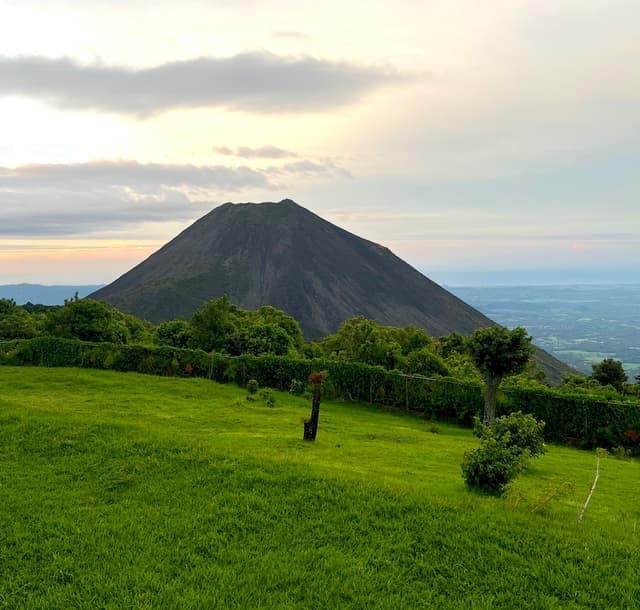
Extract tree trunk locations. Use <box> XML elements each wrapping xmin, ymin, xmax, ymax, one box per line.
<box><xmin>483</xmin><ymin>376</ymin><xmax>501</xmax><ymax>425</ymax></box>
<box><xmin>303</xmin><ymin>383</ymin><xmax>322</xmax><ymax>441</ymax></box>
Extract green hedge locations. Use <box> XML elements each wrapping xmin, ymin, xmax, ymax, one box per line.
<box><xmin>2</xmin><ymin>336</ymin><xmax>639</xmax><ymax>451</ymax></box>
<box><xmin>499</xmin><ymin>386</ymin><xmax>640</xmax><ymax>450</ymax></box>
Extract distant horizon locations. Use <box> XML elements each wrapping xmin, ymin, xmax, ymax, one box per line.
<box><xmin>1</xmin><ymin>270</ymin><xmax>639</xmax><ymax>300</ymax></box>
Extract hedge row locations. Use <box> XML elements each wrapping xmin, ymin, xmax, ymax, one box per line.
<box><xmin>1</xmin><ymin>336</ymin><xmax>639</xmax><ymax>451</ymax></box>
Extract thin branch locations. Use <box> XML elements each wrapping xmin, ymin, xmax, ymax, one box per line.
<box><xmin>577</xmin><ymin>456</ymin><xmax>600</xmax><ymax>524</ymax></box>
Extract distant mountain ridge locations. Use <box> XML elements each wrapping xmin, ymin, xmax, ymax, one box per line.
<box><xmin>0</xmin><ymin>284</ymin><xmax>103</xmax><ymax>305</ymax></box>
<box><xmin>90</xmin><ymin>199</ymin><xmax>573</xmax><ymax>383</ymax></box>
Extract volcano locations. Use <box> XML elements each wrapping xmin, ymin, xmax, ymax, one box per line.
<box><xmin>90</xmin><ymin>199</ymin><xmax>572</xmax><ymax>383</ymax></box>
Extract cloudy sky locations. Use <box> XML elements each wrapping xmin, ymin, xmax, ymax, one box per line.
<box><xmin>1</xmin><ymin>0</ymin><xmax>638</xmax><ymax>285</ymax></box>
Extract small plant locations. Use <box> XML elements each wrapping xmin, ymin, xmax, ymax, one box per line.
<box><xmin>289</xmin><ymin>379</ymin><xmax>306</xmax><ymax>395</ymax></box>
<box><xmin>612</xmin><ymin>445</ymin><xmax>632</xmax><ymax>461</ymax></box>
<box><xmin>428</xmin><ymin>423</ymin><xmax>440</xmax><ymax>434</ymax></box>
<box><xmin>246</xmin><ymin>379</ymin><xmax>259</xmax><ymax>395</ymax></box>
<box><xmin>259</xmin><ymin>389</ymin><xmax>275</xmax><ymax>407</ymax></box>
<box><xmin>505</xmin><ymin>481</ymin><xmax>575</xmax><ymax>514</ymax></box>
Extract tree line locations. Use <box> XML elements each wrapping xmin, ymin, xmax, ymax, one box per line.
<box><xmin>1</xmin><ymin>295</ymin><xmax>637</xmax><ymax>409</ymax></box>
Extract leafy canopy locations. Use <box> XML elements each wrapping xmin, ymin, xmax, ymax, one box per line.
<box><xmin>469</xmin><ymin>326</ymin><xmax>534</xmax><ymax>381</ymax></box>
<box><xmin>591</xmin><ymin>358</ymin><xmax>627</xmax><ymax>392</ymax></box>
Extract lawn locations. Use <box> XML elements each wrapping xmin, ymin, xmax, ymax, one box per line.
<box><xmin>0</xmin><ymin>366</ymin><xmax>639</xmax><ymax>608</ymax></box>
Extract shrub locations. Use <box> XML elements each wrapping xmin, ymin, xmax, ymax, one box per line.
<box><xmin>259</xmin><ymin>389</ymin><xmax>275</xmax><ymax>407</ymax></box>
<box><xmin>246</xmin><ymin>379</ymin><xmax>259</xmax><ymax>394</ymax></box>
<box><xmin>463</xmin><ymin>411</ymin><xmax>545</xmax><ymax>492</ymax></box>
<box><xmin>289</xmin><ymin>379</ymin><xmax>306</xmax><ymax>395</ymax></box>
<box><xmin>462</xmin><ymin>438</ymin><xmax>526</xmax><ymax>492</ymax></box>
<box><xmin>476</xmin><ymin>411</ymin><xmax>545</xmax><ymax>458</ymax></box>
<box><xmin>612</xmin><ymin>445</ymin><xmax>632</xmax><ymax>461</ymax></box>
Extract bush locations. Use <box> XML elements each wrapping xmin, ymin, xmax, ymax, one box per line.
<box><xmin>462</xmin><ymin>438</ymin><xmax>526</xmax><ymax>492</ymax></box>
<box><xmin>289</xmin><ymin>379</ymin><xmax>306</xmax><ymax>395</ymax></box>
<box><xmin>463</xmin><ymin>411</ymin><xmax>545</xmax><ymax>492</ymax></box>
<box><xmin>246</xmin><ymin>379</ymin><xmax>259</xmax><ymax>394</ymax></box>
<box><xmin>476</xmin><ymin>411</ymin><xmax>545</xmax><ymax>458</ymax></box>
<box><xmin>259</xmin><ymin>389</ymin><xmax>275</xmax><ymax>407</ymax></box>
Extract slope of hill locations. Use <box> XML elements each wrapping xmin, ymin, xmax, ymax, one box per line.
<box><xmin>1</xmin><ymin>367</ymin><xmax>638</xmax><ymax>608</ymax></box>
<box><xmin>90</xmin><ymin>199</ymin><xmax>572</xmax><ymax>382</ymax></box>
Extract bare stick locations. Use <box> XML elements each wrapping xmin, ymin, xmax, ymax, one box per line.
<box><xmin>577</xmin><ymin>456</ymin><xmax>600</xmax><ymax>524</ymax></box>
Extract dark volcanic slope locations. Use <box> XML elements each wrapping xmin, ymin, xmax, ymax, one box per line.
<box><xmin>91</xmin><ymin>199</ymin><xmax>572</xmax><ymax>383</ymax></box>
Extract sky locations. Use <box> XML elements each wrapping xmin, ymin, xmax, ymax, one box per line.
<box><xmin>0</xmin><ymin>0</ymin><xmax>638</xmax><ymax>286</ymax></box>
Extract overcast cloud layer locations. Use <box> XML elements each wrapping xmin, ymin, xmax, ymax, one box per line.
<box><xmin>0</xmin><ymin>53</ymin><xmax>403</xmax><ymax>115</ymax></box>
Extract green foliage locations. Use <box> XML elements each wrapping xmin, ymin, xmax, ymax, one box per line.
<box><xmin>188</xmin><ymin>295</ymin><xmax>238</xmax><ymax>352</ymax></box>
<box><xmin>461</xmin><ymin>436</ymin><xmax>526</xmax><ymax>492</ymax></box>
<box><xmin>612</xmin><ymin>445</ymin><xmax>632</xmax><ymax>461</ymax></box>
<box><xmin>187</xmin><ymin>296</ymin><xmax>302</xmax><ymax>357</ymax></box>
<box><xmin>246</xmin><ymin>379</ymin><xmax>259</xmax><ymax>394</ymax></box>
<box><xmin>289</xmin><ymin>379</ymin><xmax>307</xmax><ymax>395</ymax></box>
<box><xmin>386</xmin><ymin>324</ymin><xmax>434</xmax><ymax>355</ymax></box>
<box><xmin>254</xmin><ymin>305</ymin><xmax>304</xmax><ymax>350</ymax></box>
<box><xmin>436</xmin><ymin>331</ymin><xmax>468</xmax><ymax>358</ymax></box>
<box><xmin>561</xmin><ymin>373</ymin><xmax>601</xmax><ymax>390</ymax></box>
<box><xmin>469</xmin><ymin>326</ymin><xmax>534</xmax><ymax>381</ymax></box>
<box><xmin>259</xmin><ymin>388</ymin><xmax>276</xmax><ymax>407</ymax></box>
<box><xmin>404</xmin><ymin>347</ymin><xmax>450</xmax><ymax>377</ymax></box>
<box><xmin>0</xmin><ymin>298</ymin><xmax>42</xmax><ymax>340</ymax></box>
<box><xmin>43</xmin><ymin>295</ymin><xmax>133</xmax><ymax>344</ymax></box>
<box><xmin>4</xmin><ymin>335</ymin><xmax>640</xmax><ymax>450</ymax></box>
<box><xmin>153</xmin><ymin>319</ymin><xmax>190</xmax><ymax>348</ymax></box>
<box><xmin>475</xmin><ymin>411</ymin><xmax>546</xmax><ymax>458</ymax></box>
<box><xmin>469</xmin><ymin>326</ymin><xmax>534</xmax><ymax>423</ymax></box>
<box><xmin>463</xmin><ymin>412</ymin><xmax>545</xmax><ymax>492</ymax></box>
<box><xmin>442</xmin><ymin>351</ymin><xmax>483</xmax><ymax>383</ymax></box>
<box><xmin>591</xmin><ymin>358</ymin><xmax>627</xmax><ymax>392</ymax></box>
<box><xmin>321</xmin><ymin>316</ymin><xmax>404</xmax><ymax>369</ymax></box>
<box><xmin>238</xmin><ymin>322</ymin><xmax>293</xmax><ymax>356</ymax></box>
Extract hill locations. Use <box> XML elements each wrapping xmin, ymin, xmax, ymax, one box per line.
<box><xmin>1</xmin><ymin>366</ymin><xmax>638</xmax><ymax>608</ymax></box>
<box><xmin>90</xmin><ymin>199</ymin><xmax>572</xmax><ymax>382</ymax></box>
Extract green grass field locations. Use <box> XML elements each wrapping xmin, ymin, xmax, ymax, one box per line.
<box><xmin>1</xmin><ymin>366</ymin><xmax>639</xmax><ymax>609</ymax></box>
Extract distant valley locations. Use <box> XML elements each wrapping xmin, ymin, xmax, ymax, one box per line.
<box><xmin>450</xmin><ymin>284</ymin><xmax>640</xmax><ymax>379</ymax></box>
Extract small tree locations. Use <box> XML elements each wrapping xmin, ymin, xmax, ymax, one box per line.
<box><xmin>303</xmin><ymin>371</ymin><xmax>328</xmax><ymax>441</ymax></box>
<box><xmin>591</xmin><ymin>358</ymin><xmax>627</xmax><ymax>392</ymax></box>
<box><xmin>469</xmin><ymin>326</ymin><xmax>534</xmax><ymax>424</ymax></box>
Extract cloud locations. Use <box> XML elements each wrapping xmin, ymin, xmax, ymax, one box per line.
<box><xmin>273</xmin><ymin>31</ymin><xmax>310</xmax><ymax>41</ymax></box>
<box><xmin>1</xmin><ymin>160</ymin><xmax>268</xmax><ymax>190</ymax></box>
<box><xmin>0</xmin><ymin>52</ymin><xmax>403</xmax><ymax>116</ymax></box>
<box><xmin>0</xmin><ymin>159</ymin><xmax>349</xmax><ymax>236</ymax></box>
<box><xmin>213</xmin><ymin>145</ymin><xmax>299</xmax><ymax>159</ymax></box>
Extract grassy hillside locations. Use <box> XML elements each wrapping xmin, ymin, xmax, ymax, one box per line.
<box><xmin>1</xmin><ymin>367</ymin><xmax>638</xmax><ymax>608</ymax></box>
